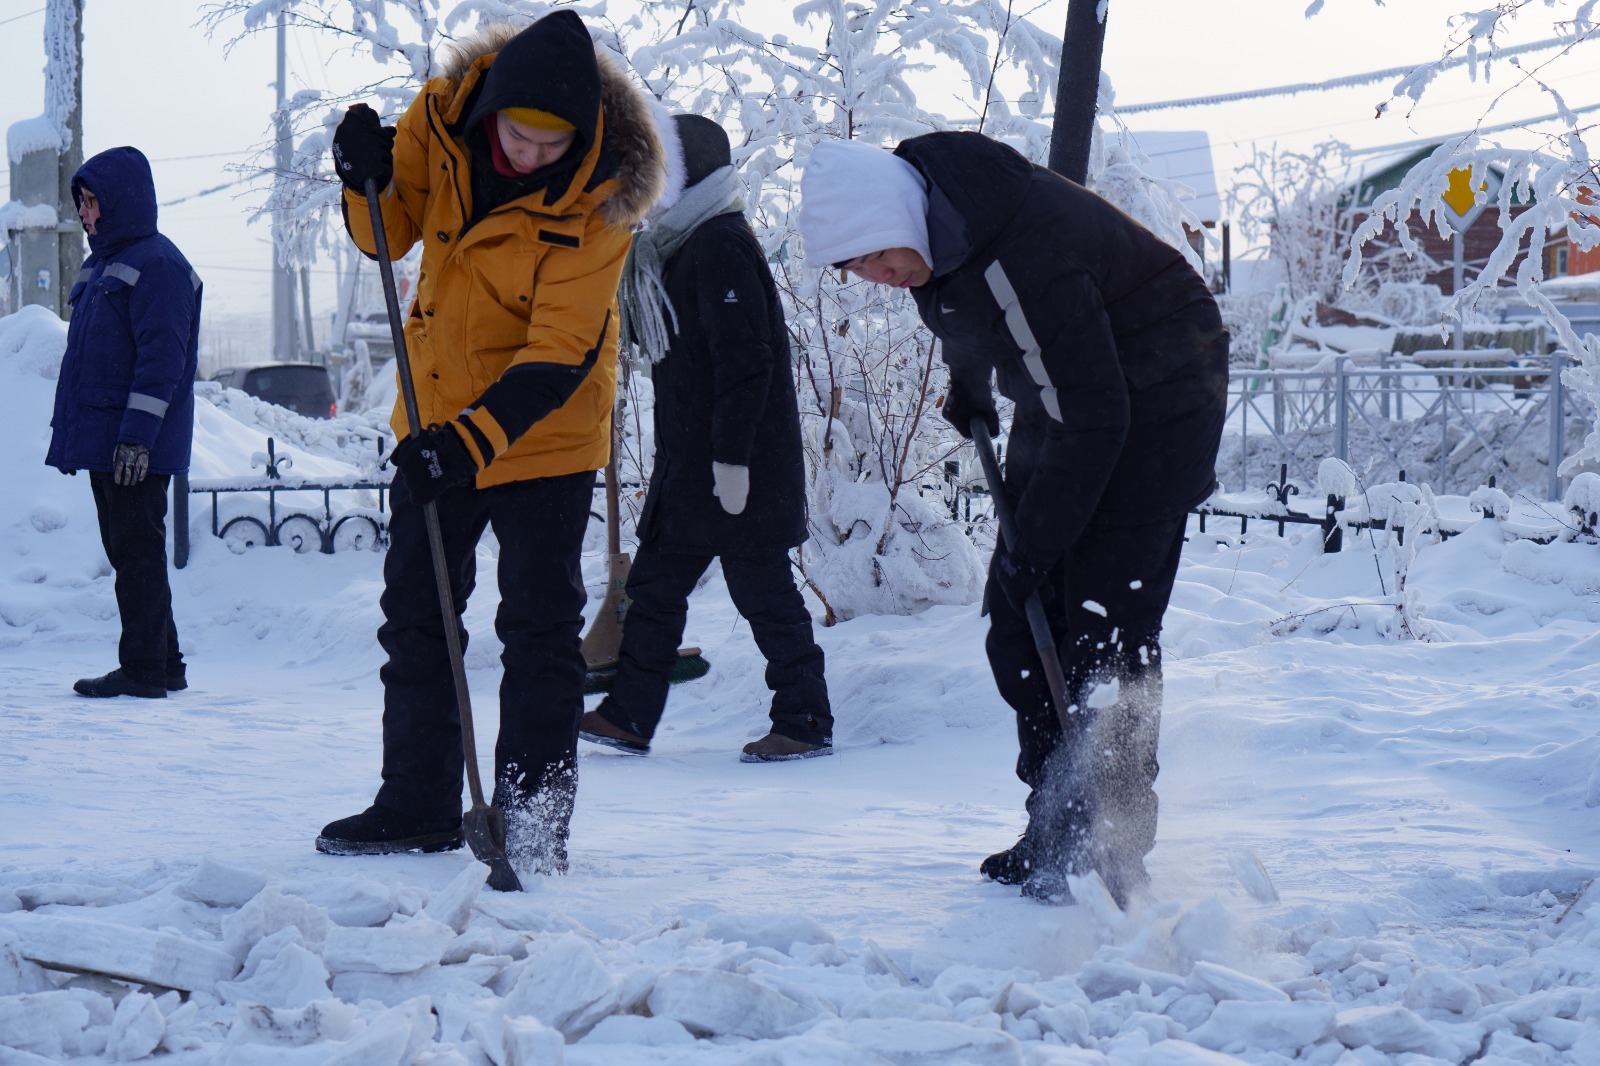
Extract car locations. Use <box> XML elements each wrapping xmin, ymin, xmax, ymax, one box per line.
<box><xmin>211</xmin><ymin>362</ymin><xmax>338</xmax><ymax>419</ymax></box>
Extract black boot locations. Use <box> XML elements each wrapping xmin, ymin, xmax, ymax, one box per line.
<box><xmin>315</xmin><ymin>803</ymin><xmax>464</xmax><ymax>856</ymax></box>
<box><xmin>495</xmin><ymin>770</ymin><xmax>574</xmax><ymax>876</ymax></box>
<box><xmin>74</xmin><ymin>669</ymin><xmax>166</xmax><ymax>699</ymax></box>
<box><xmin>980</xmin><ymin>836</ymin><xmax>1036</xmax><ymax>884</ymax></box>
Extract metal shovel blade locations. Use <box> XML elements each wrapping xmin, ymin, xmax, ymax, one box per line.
<box><xmin>464</xmin><ymin>803</ymin><xmax>522</xmax><ymax>892</ymax></box>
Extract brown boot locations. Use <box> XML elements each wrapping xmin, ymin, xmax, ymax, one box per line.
<box><xmin>578</xmin><ymin>710</ymin><xmax>649</xmax><ymax>755</ymax></box>
<box><xmin>740</xmin><ymin>732</ymin><xmax>833</xmax><ymax>763</ymax></box>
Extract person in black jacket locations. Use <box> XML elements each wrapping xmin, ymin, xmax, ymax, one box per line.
<box><xmin>799</xmin><ymin>132</ymin><xmax>1228</xmax><ymax>906</ymax></box>
<box><xmin>579</xmin><ymin>114</ymin><xmax>833</xmax><ymax>762</ymax></box>
<box><xmin>48</xmin><ymin>146</ymin><xmax>202</xmax><ymax>700</ymax></box>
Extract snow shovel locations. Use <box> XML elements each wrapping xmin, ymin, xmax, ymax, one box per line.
<box><xmin>970</xmin><ymin>419</ymin><xmax>1072</xmax><ymax>732</ymax></box>
<box><xmin>580</xmin><ymin>453</ymin><xmax>711</xmax><ymax>694</ymax></box>
<box><xmin>365</xmin><ymin>178</ymin><xmax>521</xmax><ymax>893</ymax></box>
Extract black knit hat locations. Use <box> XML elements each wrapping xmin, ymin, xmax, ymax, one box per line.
<box><xmin>673</xmin><ymin>114</ymin><xmax>731</xmax><ymax>189</ymax></box>
<box><xmin>460</xmin><ymin>11</ymin><xmax>601</xmax><ymax>157</ymax></box>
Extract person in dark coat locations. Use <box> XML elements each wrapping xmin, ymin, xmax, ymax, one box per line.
<box><xmin>579</xmin><ymin>114</ymin><xmax>833</xmax><ymax>762</ymax></box>
<box><xmin>799</xmin><ymin>131</ymin><xmax>1228</xmax><ymax>905</ymax></box>
<box><xmin>47</xmin><ymin>146</ymin><xmax>202</xmax><ymax>701</ymax></box>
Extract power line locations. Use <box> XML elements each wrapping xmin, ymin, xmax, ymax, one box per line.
<box><xmin>0</xmin><ymin>7</ymin><xmax>44</xmax><ymax>28</ymax></box>
<box><xmin>1117</xmin><ymin>32</ymin><xmax>1591</xmax><ymax>115</ymax></box>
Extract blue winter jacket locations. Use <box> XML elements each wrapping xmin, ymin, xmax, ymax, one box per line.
<box><xmin>47</xmin><ymin>146</ymin><xmax>202</xmax><ymax>476</ymax></box>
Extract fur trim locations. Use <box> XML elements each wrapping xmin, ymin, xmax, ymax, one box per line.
<box><xmin>593</xmin><ymin>49</ymin><xmax>664</xmax><ymax>225</ymax></box>
<box><xmin>652</xmin><ymin>100</ymin><xmax>688</xmax><ymax>213</ymax></box>
<box><xmin>440</xmin><ymin>23</ymin><xmax>664</xmax><ymax>226</ymax></box>
<box><xmin>441</xmin><ymin>24</ymin><xmax>518</xmax><ymax>82</ymax></box>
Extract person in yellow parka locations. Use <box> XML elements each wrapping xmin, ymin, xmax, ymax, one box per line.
<box><xmin>315</xmin><ymin>10</ymin><xmax>665</xmax><ymax>874</ymax></box>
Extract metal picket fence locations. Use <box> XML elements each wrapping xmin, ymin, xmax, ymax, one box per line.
<box><xmin>1219</xmin><ymin>351</ymin><xmax>1581</xmax><ymax>502</ymax></box>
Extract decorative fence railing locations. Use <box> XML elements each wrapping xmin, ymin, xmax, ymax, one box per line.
<box><xmin>176</xmin><ymin>438</ymin><xmax>392</xmax><ymax>569</ymax></box>
<box><xmin>1220</xmin><ymin>352</ymin><xmax>1584</xmax><ymax>501</ymax></box>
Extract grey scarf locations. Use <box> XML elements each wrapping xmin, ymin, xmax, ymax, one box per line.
<box><xmin>618</xmin><ymin>165</ymin><xmax>746</xmax><ymax>363</ymax></box>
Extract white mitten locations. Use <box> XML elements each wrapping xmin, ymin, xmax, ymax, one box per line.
<box><xmin>712</xmin><ymin>462</ymin><xmax>750</xmax><ymax>515</ymax></box>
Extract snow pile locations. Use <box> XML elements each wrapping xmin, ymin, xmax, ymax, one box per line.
<box><xmin>4</xmin><ymin>303</ymin><xmax>1600</xmax><ymax>1063</ymax></box>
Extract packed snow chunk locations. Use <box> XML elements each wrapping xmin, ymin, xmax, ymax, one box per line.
<box><xmin>703</xmin><ymin>912</ymin><xmax>836</xmax><ymax>954</ymax></box>
<box><xmin>0</xmin><ymin>929</ymin><xmax>53</xmax><ymax>994</ymax></box>
<box><xmin>0</xmin><ymin>990</ymin><xmax>92</xmax><ymax>1058</ymax></box>
<box><xmin>1225</xmin><ymin>851</ymin><xmax>1279</xmax><ymax>904</ymax></box>
<box><xmin>0</xmin><ymin>912</ymin><xmax>238</xmax><ymax>993</ymax></box>
<box><xmin>322</xmin><ymin>916</ymin><xmax>456</xmax><ymax>975</ymax></box>
<box><xmin>647</xmin><ymin>967</ymin><xmax>817</xmax><ymax>1038</ymax></box>
<box><xmin>282</xmin><ymin>875</ymin><xmax>400</xmax><ymax>928</ymax></box>
<box><xmin>176</xmin><ymin>857</ymin><xmax>269</xmax><ymax>908</ymax></box>
<box><xmin>578</xmin><ymin>1013</ymin><xmax>696</xmax><ymax>1047</ymax></box>
<box><xmin>1401</xmin><ymin>968</ymin><xmax>1483</xmax><ymax>1016</ymax></box>
<box><xmin>804</xmin><ymin>1017</ymin><xmax>1022</xmax><ymax>1065</ymax></box>
<box><xmin>498</xmin><ymin>933</ymin><xmax>617</xmax><ymax>1037</ymax></box>
<box><xmin>222</xmin><ymin>886</ymin><xmax>332</xmax><ymax>962</ymax></box>
<box><xmin>228</xmin><ymin>999</ymin><xmax>361</xmax><ymax>1049</ymax></box>
<box><xmin>1077</xmin><ymin>958</ymin><xmax>1185</xmax><ymax>1001</ymax></box>
<box><xmin>1144</xmin><ymin>1040</ymin><xmax>1258</xmax><ymax>1065</ymax></box>
<box><xmin>422</xmin><ymin>862</ymin><xmax>487</xmax><ymax>934</ymax></box>
<box><xmin>502</xmin><ymin>1014</ymin><xmax>566</xmax><ymax>1066</ymax></box>
<box><xmin>320</xmin><ymin>996</ymin><xmax>435</xmax><ymax>1066</ymax></box>
<box><xmin>1187</xmin><ymin>1000</ymin><xmax>1336</xmax><ymax>1054</ymax></box>
<box><xmin>1334</xmin><ymin>1003</ymin><xmax>1458</xmax><ymax>1056</ymax></box>
<box><xmin>1185</xmin><ymin>960</ymin><xmax>1290</xmax><ymax>1004</ymax></box>
<box><xmin>219</xmin><ymin>929</ymin><xmax>332</xmax><ymax>1009</ymax></box>
<box><xmin>107</xmin><ymin>990</ymin><xmax>164</xmax><ymax>1061</ymax></box>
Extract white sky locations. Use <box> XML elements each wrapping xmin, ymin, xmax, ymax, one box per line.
<box><xmin>1</xmin><ymin>0</ymin><xmax>1594</xmax><ymax>331</ymax></box>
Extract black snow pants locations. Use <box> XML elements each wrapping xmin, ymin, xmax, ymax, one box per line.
<box><xmin>374</xmin><ymin>469</ymin><xmax>595</xmax><ymax>858</ymax></box>
<box><xmin>985</xmin><ymin>513</ymin><xmax>1187</xmax><ymax>900</ymax></box>
<box><xmin>90</xmin><ymin>472</ymin><xmax>183</xmax><ymax>686</ymax></box>
<box><xmin>596</xmin><ymin>545</ymin><xmax>832</xmax><ymax>744</ymax></box>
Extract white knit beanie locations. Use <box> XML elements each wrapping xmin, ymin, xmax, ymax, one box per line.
<box><xmin>799</xmin><ymin>140</ymin><xmax>931</xmax><ymax>269</ymax></box>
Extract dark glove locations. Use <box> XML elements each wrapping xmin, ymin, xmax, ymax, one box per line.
<box><xmin>112</xmin><ymin>442</ymin><xmax>150</xmax><ymax>486</ymax></box>
<box><xmin>390</xmin><ymin>423</ymin><xmax>478</xmax><ymax>506</ymax></box>
<box><xmin>331</xmin><ymin>103</ymin><xmax>397</xmax><ymax>194</ymax></box>
<box><xmin>992</xmin><ymin>541</ymin><xmax>1053</xmax><ymax>616</ymax></box>
<box><xmin>941</xmin><ymin>376</ymin><xmax>999</xmax><ymax>441</ymax></box>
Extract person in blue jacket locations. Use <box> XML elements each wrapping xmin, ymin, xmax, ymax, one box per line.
<box><xmin>47</xmin><ymin>145</ymin><xmax>202</xmax><ymax>700</ymax></box>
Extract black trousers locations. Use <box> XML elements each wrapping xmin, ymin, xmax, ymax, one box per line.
<box><xmin>89</xmin><ymin>472</ymin><xmax>183</xmax><ymax>685</ymax></box>
<box><xmin>597</xmin><ymin>545</ymin><xmax>832</xmax><ymax>744</ymax></box>
<box><xmin>374</xmin><ymin>470</ymin><xmax>595</xmax><ymax>823</ymax></box>
<box><xmin>984</xmin><ymin>514</ymin><xmax>1187</xmax><ymax>892</ymax></box>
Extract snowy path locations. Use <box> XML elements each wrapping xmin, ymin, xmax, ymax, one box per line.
<box><xmin>6</xmin><ymin>518</ymin><xmax>1600</xmax><ymax>1063</ymax></box>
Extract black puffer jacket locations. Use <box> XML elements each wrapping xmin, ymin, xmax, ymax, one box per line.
<box><xmin>636</xmin><ymin>212</ymin><xmax>808</xmax><ymax>555</ymax></box>
<box><xmin>896</xmin><ymin>132</ymin><xmax>1229</xmax><ymax>566</ymax></box>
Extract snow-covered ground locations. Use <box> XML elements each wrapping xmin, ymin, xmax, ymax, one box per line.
<box><xmin>4</xmin><ymin>303</ymin><xmax>1600</xmax><ymax>1064</ymax></box>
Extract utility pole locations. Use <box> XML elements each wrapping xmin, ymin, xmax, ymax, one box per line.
<box><xmin>9</xmin><ymin>0</ymin><xmax>85</xmax><ymax>317</ymax></box>
<box><xmin>271</xmin><ymin>11</ymin><xmax>299</xmax><ymax>359</ymax></box>
<box><xmin>55</xmin><ymin>0</ymin><xmax>84</xmax><ymax>316</ymax></box>
<box><xmin>1046</xmin><ymin>0</ymin><xmax>1109</xmax><ymax>186</ymax></box>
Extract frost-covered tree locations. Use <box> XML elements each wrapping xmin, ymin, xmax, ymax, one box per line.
<box><xmin>1343</xmin><ymin>0</ymin><xmax>1600</xmax><ymax>480</ymax></box>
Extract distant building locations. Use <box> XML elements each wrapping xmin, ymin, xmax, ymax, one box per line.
<box><xmin>1341</xmin><ymin>144</ymin><xmax>1573</xmax><ymax>294</ymax></box>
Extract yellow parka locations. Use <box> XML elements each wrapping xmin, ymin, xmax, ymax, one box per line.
<box><xmin>342</xmin><ymin>24</ymin><xmax>664</xmax><ymax>487</ymax></box>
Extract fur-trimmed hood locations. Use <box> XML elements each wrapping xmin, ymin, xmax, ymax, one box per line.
<box><xmin>440</xmin><ymin>18</ymin><xmax>665</xmax><ymax>226</ymax></box>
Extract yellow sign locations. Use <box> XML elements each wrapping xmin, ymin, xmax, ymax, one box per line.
<box><xmin>1442</xmin><ymin>167</ymin><xmax>1486</xmax><ymax>217</ymax></box>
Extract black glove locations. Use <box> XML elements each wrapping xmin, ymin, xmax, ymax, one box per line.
<box><xmin>941</xmin><ymin>376</ymin><xmax>999</xmax><ymax>441</ymax></box>
<box><xmin>112</xmin><ymin>442</ymin><xmax>150</xmax><ymax>486</ymax></box>
<box><xmin>331</xmin><ymin>103</ymin><xmax>397</xmax><ymax>194</ymax></box>
<box><xmin>391</xmin><ymin>423</ymin><xmax>478</xmax><ymax>506</ymax></box>
<box><xmin>992</xmin><ymin>541</ymin><xmax>1053</xmax><ymax>616</ymax></box>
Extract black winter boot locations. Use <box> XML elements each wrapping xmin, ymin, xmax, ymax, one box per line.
<box><xmin>74</xmin><ymin>669</ymin><xmax>166</xmax><ymax>699</ymax></box>
<box><xmin>315</xmin><ymin>803</ymin><xmax>464</xmax><ymax>855</ymax></box>
<box><xmin>980</xmin><ymin>837</ymin><xmax>1036</xmax><ymax>885</ymax></box>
